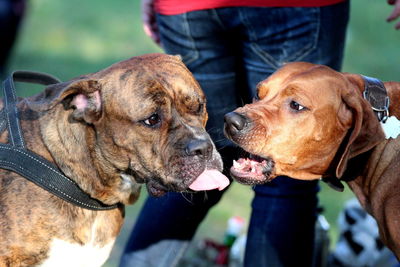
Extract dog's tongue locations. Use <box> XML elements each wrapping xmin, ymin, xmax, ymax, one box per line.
<box><xmin>189</xmin><ymin>169</ymin><xmax>230</xmax><ymax>191</ymax></box>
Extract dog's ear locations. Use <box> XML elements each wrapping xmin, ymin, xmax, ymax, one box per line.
<box><xmin>28</xmin><ymin>78</ymin><xmax>102</xmax><ymax>124</ymax></box>
<box><xmin>335</xmin><ymin>74</ymin><xmax>385</xmax><ymax>178</ymax></box>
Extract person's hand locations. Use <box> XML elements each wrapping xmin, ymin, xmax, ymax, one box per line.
<box><xmin>141</xmin><ymin>0</ymin><xmax>161</xmax><ymax>45</ymax></box>
<box><xmin>387</xmin><ymin>0</ymin><xmax>400</xmax><ymax>29</ymax></box>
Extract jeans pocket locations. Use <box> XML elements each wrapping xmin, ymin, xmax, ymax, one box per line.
<box><xmin>241</xmin><ymin>7</ymin><xmax>320</xmax><ymax>69</ymax></box>
<box><xmin>156</xmin><ymin>13</ymin><xmax>199</xmax><ymax>65</ymax></box>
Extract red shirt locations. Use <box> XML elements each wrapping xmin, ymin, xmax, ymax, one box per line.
<box><xmin>155</xmin><ymin>0</ymin><xmax>346</xmax><ymax>15</ymax></box>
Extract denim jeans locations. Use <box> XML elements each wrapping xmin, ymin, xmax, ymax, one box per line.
<box><xmin>120</xmin><ymin>2</ymin><xmax>349</xmax><ymax>267</ymax></box>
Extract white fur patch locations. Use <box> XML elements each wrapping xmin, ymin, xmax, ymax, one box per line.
<box><xmin>39</xmin><ymin>238</ymin><xmax>114</xmax><ymax>267</ymax></box>
<box><xmin>39</xmin><ymin>218</ymin><xmax>115</xmax><ymax>267</ymax></box>
<box><xmin>380</xmin><ymin>116</ymin><xmax>400</xmax><ymax>139</ymax></box>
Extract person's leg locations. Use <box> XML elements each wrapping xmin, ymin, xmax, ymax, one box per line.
<box><xmin>237</xmin><ymin>2</ymin><xmax>350</xmax><ymax>266</ymax></box>
<box><xmin>245</xmin><ymin>178</ymin><xmax>319</xmax><ymax>266</ymax></box>
<box><xmin>119</xmin><ymin>190</ymin><xmax>227</xmax><ymax>267</ymax></box>
<box><xmin>120</xmin><ymin>10</ymin><xmax>242</xmax><ymax>267</ymax></box>
<box><xmin>0</xmin><ymin>0</ymin><xmax>26</xmax><ymax>77</ymax></box>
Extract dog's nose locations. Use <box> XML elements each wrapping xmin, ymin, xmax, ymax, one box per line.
<box><xmin>224</xmin><ymin>112</ymin><xmax>248</xmax><ymax>131</ymax></box>
<box><xmin>185</xmin><ymin>139</ymin><xmax>213</xmax><ymax>159</ymax></box>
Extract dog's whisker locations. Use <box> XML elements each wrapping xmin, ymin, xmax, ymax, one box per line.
<box><xmin>202</xmin><ymin>191</ymin><xmax>209</xmax><ymax>202</ymax></box>
<box><xmin>180</xmin><ymin>192</ymin><xmax>194</xmax><ymax>204</ymax></box>
<box><xmin>213</xmin><ymin>138</ymin><xmax>228</xmax><ymax>144</ymax></box>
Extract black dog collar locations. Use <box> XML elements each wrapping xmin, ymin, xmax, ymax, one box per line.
<box><xmin>0</xmin><ymin>71</ymin><xmax>118</xmax><ymax>210</ymax></box>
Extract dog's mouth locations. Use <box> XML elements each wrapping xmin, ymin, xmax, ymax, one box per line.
<box><xmin>126</xmin><ymin>166</ymin><xmax>230</xmax><ymax>198</ymax></box>
<box><xmin>144</xmin><ymin>168</ymin><xmax>230</xmax><ymax>197</ymax></box>
<box><xmin>230</xmin><ymin>154</ymin><xmax>274</xmax><ymax>185</ymax></box>
<box><xmin>146</xmin><ymin>180</ymin><xmax>168</xmax><ymax>197</ymax></box>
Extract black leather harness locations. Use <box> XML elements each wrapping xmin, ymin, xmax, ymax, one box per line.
<box><xmin>0</xmin><ymin>71</ymin><xmax>118</xmax><ymax>210</ymax></box>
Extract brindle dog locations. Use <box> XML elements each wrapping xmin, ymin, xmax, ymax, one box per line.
<box><xmin>0</xmin><ymin>53</ymin><xmax>228</xmax><ymax>266</ymax></box>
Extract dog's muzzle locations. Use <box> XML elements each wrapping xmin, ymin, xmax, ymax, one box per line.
<box><xmin>223</xmin><ymin>112</ymin><xmax>250</xmax><ymax>138</ymax></box>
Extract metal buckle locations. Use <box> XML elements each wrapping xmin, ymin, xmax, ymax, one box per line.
<box><xmin>368</xmin><ymin>93</ymin><xmax>390</xmax><ymax>122</ymax></box>
<box><xmin>362</xmin><ymin>77</ymin><xmax>390</xmax><ymax>122</ymax></box>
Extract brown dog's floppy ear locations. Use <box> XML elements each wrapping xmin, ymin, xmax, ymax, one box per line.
<box><xmin>335</xmin><ymin>74</ymin><xmax>386</xmax><ymax>178</ymax></box>
<box><xmin>28</xmin><ymin>78</ymin><xmax>102</xmax><ymax>124</ymax></box>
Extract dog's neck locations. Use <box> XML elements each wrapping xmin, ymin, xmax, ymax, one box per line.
<box><xmin>20</xmin><ymin>100</ymin><xmax>140</xmax><ymax>206</ymax></box>
<box><xmin>345</xmin><ymin>142</ymin><xmax>387</xmax><ymax>211</ymax></box>
<box><xmin>345</xmin><ymin>79</ymin><xmax>400</xmax><ymax>211</ymax></box>
<box><xmin>346</xmin><ymin>137</ymin><xmax>400</xmax><ymax>233</ymax></box>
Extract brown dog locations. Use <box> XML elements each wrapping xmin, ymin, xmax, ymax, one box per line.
<box><xmin>0</xmin><ymin>53</ymin><xmax>228</xmax><ymax>266</ymax></box>
<box><xmin>224</xmin><ymin>62</ymin><xmax>400</xmax><ymax>259</ymax></box>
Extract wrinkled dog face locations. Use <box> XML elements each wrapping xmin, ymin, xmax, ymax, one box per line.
<box><xmin>224</xmin><ymin>62</ymin><xmax>354</xmax><ymax>184</ymax></box>
<box><xmin>93</xmin><ymin>54</ymin><xmax>223</xmax><ymax>196</ymax></box>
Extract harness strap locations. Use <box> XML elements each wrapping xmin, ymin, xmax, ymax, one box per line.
<box><xmin>1</xmin><ymin>71</ymin><xmax>61</xmax><ymax>139</ymax></box>
<box><xmin>0</xmin><ymin>71</ymin><xmax>118</xmax><ymax>210</ymax></box>
<box><xmin>8</xmin><ymin>70</ymin><xmax>61</xmax><ymax>85</ymax></box>
<box><xmin>0</xmin><ymin>109</ymin><xmax>6</xmax><ymax>134</ymax></box>
<box><xmin>0</xmin><ymin>144</ymin><xmax>117</xmax><ymax>210</ymax></box>
<box><xmin>3</xmin><ymin>73</ymin><xmax>26</xmax><ymax>147</ymax></box>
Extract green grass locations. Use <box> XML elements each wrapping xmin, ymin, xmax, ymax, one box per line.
<box><xmin>9</xmin><ymin>0</ymin><xmax>161</xmax><ymax>85</ymax></box>
<box><xmin>6</xmin><ymin>0</ymin><xmax>400</xmax><ymax>266</ymax></box>
<box><xmin>343</xmin><ymin>1</ymin><xmax>400</xmax><ymax>80</ymax></box>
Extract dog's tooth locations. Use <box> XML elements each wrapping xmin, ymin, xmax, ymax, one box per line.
<box><xmin>251</xmin><ymin>166</ymin><xmax>256</xmax><ymax>173</ymax></box>
<box><xmin>233</xmin><ymin>160</ymin><xmax>240</xmax><ymax>169</ymax></box>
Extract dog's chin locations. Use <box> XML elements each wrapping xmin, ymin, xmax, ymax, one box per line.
<box><xmin>124</xmin><ymin>167</ymin><xmax>200</xmax><ymax>198</ymax></box>
<box><xmin>145</xmin><ymin>178</ymin><xmax>197</xmax><ymax>197</ymax></box>
<box><xmin>230</xmin><ymin>154</ymin><xmax>275</xmax><ymax>185</ymax></box>
<box><xmin>146</xmin><ymin>180</ymin><xmax>168</xmax><ymax>197</ymax></box>
<box><xmin>120</xmin><ymin>168</ymin><xmax>168</xmax><ymax>197</ymax></box>
<box><xmin>144</xmin><ymin>169</ymin><xmax>204</xmax><ymax>197</ymax></box>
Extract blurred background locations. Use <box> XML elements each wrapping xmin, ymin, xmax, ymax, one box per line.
<box><xmin>2</xmin><ymin>0</ymin><xmax>399</xmax><ymax>266</ymax></box>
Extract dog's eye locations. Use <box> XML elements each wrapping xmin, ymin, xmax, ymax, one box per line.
<box><xmin>143</xmin><ymin>113</ymin><xmax>161</xmax><ymax>127</ymax></box>
<box><xmin>289</xmin><ymin>100</ymin><xmax>307</xmax><ymax>112</ymax></box>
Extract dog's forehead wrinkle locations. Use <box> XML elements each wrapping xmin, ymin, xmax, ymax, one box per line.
<box><xmin>167</xmin><ymin>111</ymin><xmax>201</xmax><ymax>139</ymax></box>
<box><xmin>133</xmin><ymin>61</ymin><xmax>204</xmax><ymax>106</ymax></box>
<box><xmin>146</xmin><ymin>77</ymin><xmax>199</xmax><ymax>108</ymax></box>
<box><xmin>272</xmin><ymin>77</ymin><xmax>343</xmax><ymax>109</ymax></box>
<box><xmin>167</xmin><ymin>79</ymin><xmax>203</xmax><ymax>106</ymax></box>
<box><xmin>144</xmin><ymin>89</ymin><xmax>168</xmax><ymax>106</ymax></box>
<box><xmin>286</xmin><ymin>69</ymin><xmax>345</xmax><ymax>92</ymax></box>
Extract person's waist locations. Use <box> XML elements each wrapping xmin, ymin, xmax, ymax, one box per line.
<box><xmin>155</xmin><ymin>0</ymin><xmax>347</xmax><ymax>15</ymax></box>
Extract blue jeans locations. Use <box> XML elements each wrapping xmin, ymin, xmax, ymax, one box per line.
<box><xmin>121</xmin><ymin>2</ymin><xmax>349</xmax><ymax>267</ymax></box>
